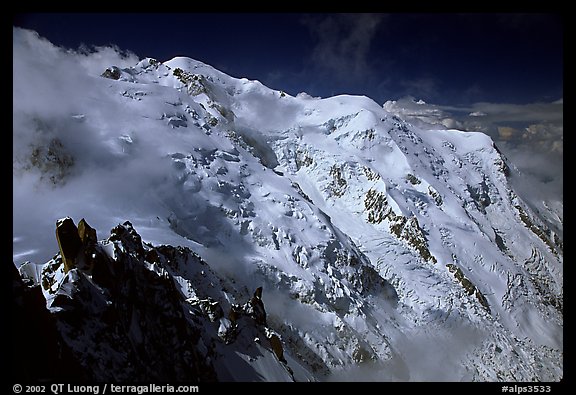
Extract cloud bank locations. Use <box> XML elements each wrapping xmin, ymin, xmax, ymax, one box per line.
<box><xmin>13</xmin><ymin>27</ymin><xmax>180</xmax><ymax>264</ymax></box>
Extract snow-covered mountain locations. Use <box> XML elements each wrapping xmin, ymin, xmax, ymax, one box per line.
<box><xmin>12</xmin><ymin>28</ymin><xmax>562</xmax><ymax>381</ymax></box>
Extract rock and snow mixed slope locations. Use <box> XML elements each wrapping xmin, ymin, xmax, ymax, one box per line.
<box><xmin>12</xmin><ymin>28</ymin><xmax>562</xmax><ymax>381</ymax></box>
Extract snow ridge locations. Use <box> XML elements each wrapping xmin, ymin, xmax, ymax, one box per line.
<box><xmin>13</xmin><ymin>39</ymin><xmax>562</xmax><ymax>382</ymax></box>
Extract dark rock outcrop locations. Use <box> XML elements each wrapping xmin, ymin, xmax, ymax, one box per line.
<box><xmin>16</xmin><ymin>218</ymin><xmax>296</xmax><ymax>382</ymax></box>
<box><xmin>267</xmin><ymin>331</ymin><xmax>285</xmax><ymax>362</ymax></box>
<box><xmin>55</xmin><ymin>217</ymin><xmax>82</xmax><ymax>273</ymax></box>
<box><xmin>78</xmin><ymin>218</ymin><xmax>97</xmax><ymax>246</ymax></box>
<box><xmin>10</xmin><ymin>262</ymin><xmax>86</xmax><ymax>380</ymax></box>
<box><xmin>48</xmin><ymin>220</ymin><xmax>218</xmax><ymax>381</ymax></box>
<box><xmin>101</xmin><ymin>66</ymin><xmax>121</xmax><ymax>80</ymax></box>
<box><xmin>246</xmin><ymin>286</ymin><xmax>267</xmax><ymax>325</ymax></box>
<box><xmin>447</xmin><ymin>263</ymin><xmax>491</xmax><ymax>313</ymax></box>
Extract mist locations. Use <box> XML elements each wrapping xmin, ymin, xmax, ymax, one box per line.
<box><xmin>326</xmin><ymin>309</ymin><xmax>487</xmax><ymax>382</ymax></box>
<box><xmin>13</xmin><ymin>27</ymin><xmax>178</xmax><ymax>264</ymax></box>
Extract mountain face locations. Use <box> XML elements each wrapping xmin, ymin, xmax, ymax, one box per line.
<box><xmin>12</xmin><ymin>31</ymin><xmax>562</xmax><ymax>381</ymax></box>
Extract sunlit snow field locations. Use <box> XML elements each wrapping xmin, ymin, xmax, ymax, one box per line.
<box><xmin>13</xmin><ymin>27</ymin><xmax>562</xmax><ymax>381</ymax></box>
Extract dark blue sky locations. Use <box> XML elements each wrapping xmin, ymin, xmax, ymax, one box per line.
<box><xmin>13</xmin><ymin>13</ymin><xmax>563</xmax><ymax>106</ymax></box>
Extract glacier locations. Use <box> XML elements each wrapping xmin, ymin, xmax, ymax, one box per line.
<box><xmin>12</xmin><ymin>27</ymin><xmax>562</xmax><ymax>382</ymax></box>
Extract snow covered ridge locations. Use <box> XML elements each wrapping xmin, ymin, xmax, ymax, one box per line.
<box><xmin>16</xmin><ymin>217</ymin><xmax>303</xmax><ymax>381</ymax></box>
<box><xmin>13</xmin><ymin>29</ymin><xmax>562</xmax><ymax>381</ymax></box>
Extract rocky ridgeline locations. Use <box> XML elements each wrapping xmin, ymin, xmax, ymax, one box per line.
<box><xmin>14</xmin><ymin>218</ymin><xmax>294</xmax><ymax>381</ymax></box>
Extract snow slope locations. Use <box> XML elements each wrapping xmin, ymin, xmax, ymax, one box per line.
<box><xmin>12</xmin><ymin>28</ymin><xmax>562</xmax><ymax>381</ymax></box>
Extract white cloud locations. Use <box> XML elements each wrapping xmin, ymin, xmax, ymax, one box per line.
<box><xmin>13</xmin><ymin>27</ymin><xmax>173</xmax><ymax>264</ymax></box>
<box><xmin>302</xmin><ymin>13</ymin><xmax>385</xmax><ymax>80</ymax></box>
<box><xmin>74</xmin><ymin>44</ymin><xmax>140</xmax><ymax>76</ymax></box>
<box><xmin>383</xmin><ymin>97</ymin><xmax>462</xmax><ymax>130</ymax></box>
<box><xmin>328</xmin><ymin>322</ymin><xmax>486</xmax><ymax>381</ymax></box>
<box><xmin>440</xmin><ymin>101</ymin><xmax>563</xmax><ymax>124</ymax></box>
<box><xmin>13</xmin><ymin>27</ymin><xmax>140</xmax><ymax>116</ymax></box>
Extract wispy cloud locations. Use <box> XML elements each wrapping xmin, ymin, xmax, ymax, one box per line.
<box><xmin>301</xmin><ymin>13</ymin><xmax>385</xmax><ymax>81</ymax></box>
<box><xmin>13</xmin><ymin>27</ymin><xmax>140</xmax><ymax>115</ymax></box>
<box><xmin>74</xmin><ymin>43</ymin><xmax>140</xmax><ymax>76</ymax></box>
<box><xmin>399</xmin><ymin>77</ymin><xmax>441</xmax><ymax>101</ymax></box>
<box><xmin>12</xmin><ymin>27</ymin><xmax>170</xmax><ymax>264</ymax></box>
<box><xmin>439</xmin><ymin>101</ymin><xmax>563</xmax><ymax>124</ymax></box>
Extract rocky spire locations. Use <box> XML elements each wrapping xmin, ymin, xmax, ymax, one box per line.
<box><xmin>55</xmin><ymin>217</ymin><xmax>82</xmax><ymax>273</ymax></box>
